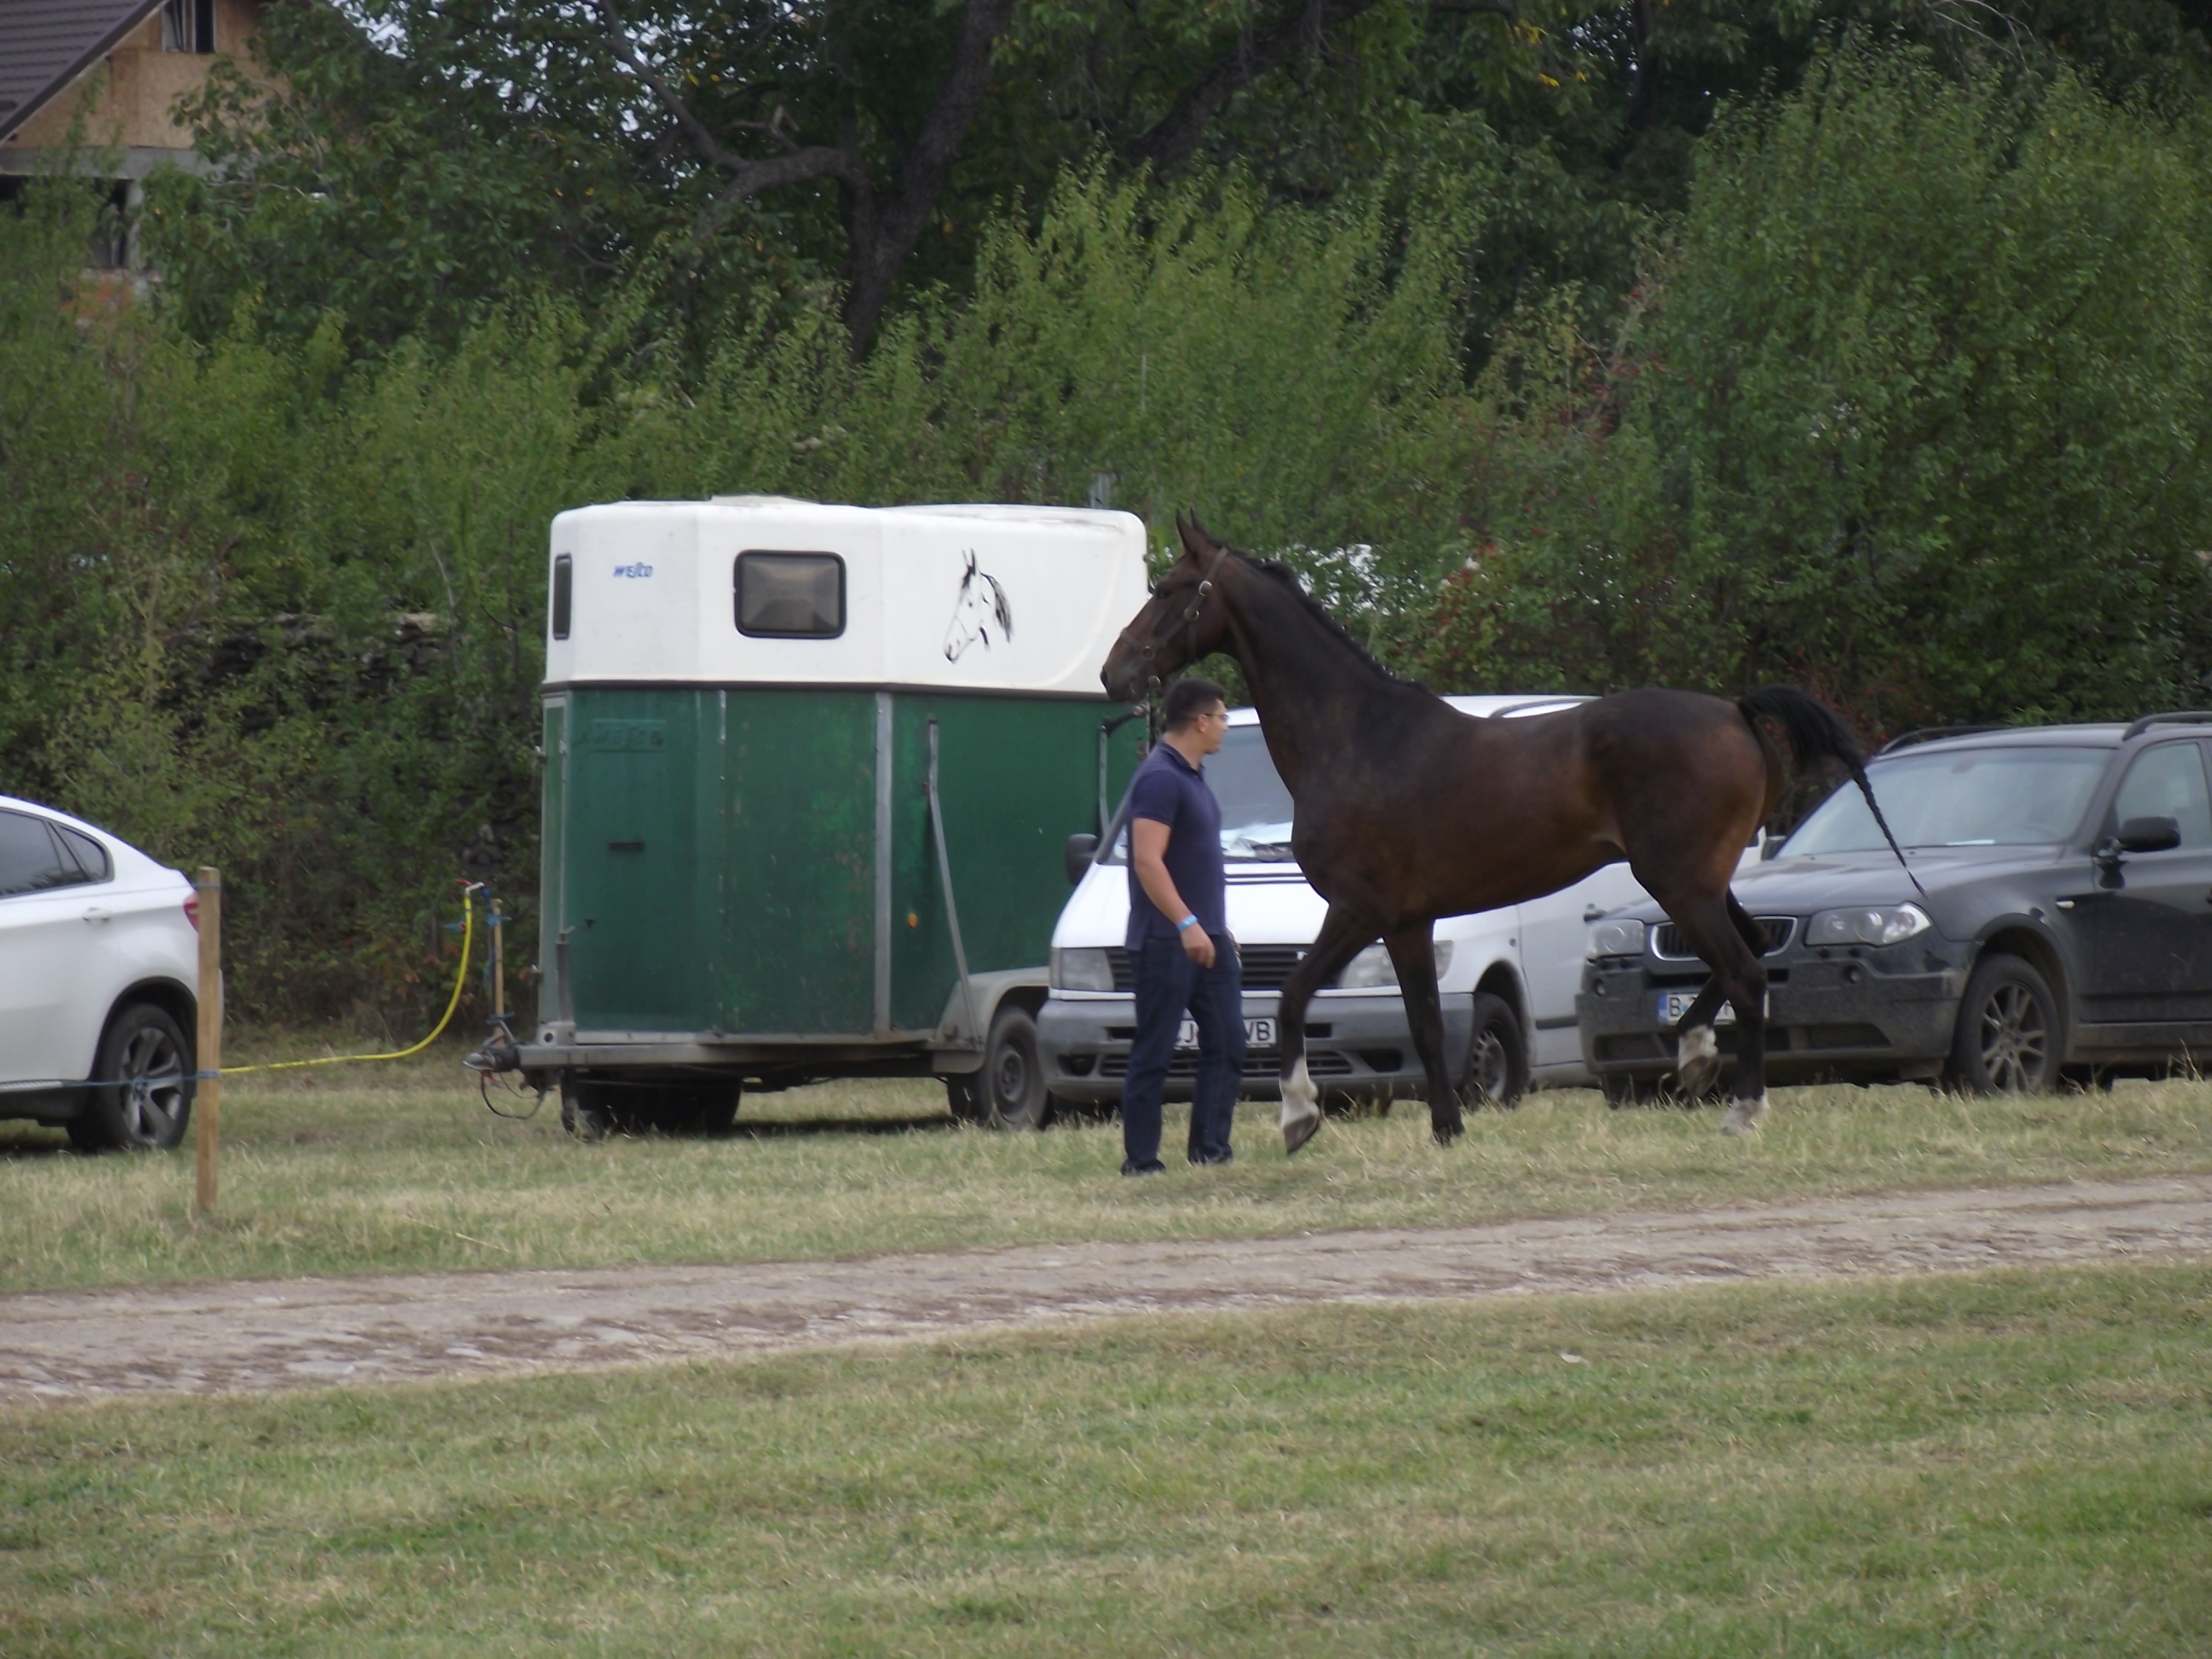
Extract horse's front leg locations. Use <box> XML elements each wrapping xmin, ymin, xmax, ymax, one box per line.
<box><xmin>1277</xmin><ymin>905</ymin><xmax>1378</xmax><ymax>1155</ymax></box>
<box><xmin>1381</xmin><ymin>921</ymin><xmax>1460</xmax><ymax>1144</ymax></box>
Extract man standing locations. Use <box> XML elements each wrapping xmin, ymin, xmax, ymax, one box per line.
<box><xmin>1119</xmin><ymin>677</ymin><xmax>1244</xmax><ymax>1174</ymax></box>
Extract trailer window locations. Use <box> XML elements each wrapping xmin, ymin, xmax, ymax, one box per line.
<box><xmin>551</xmin><ymin>555</ymin><xmax>572</xmax><ymax>640</ymax></box>
<box><xmin>736</xmin><ymin>552</ymin><xmax>845</xmax><ymax>638</ymax></box>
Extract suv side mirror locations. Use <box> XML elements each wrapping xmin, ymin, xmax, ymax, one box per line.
<box><xmin>1064</xmin><ymin>832</ymin><xmax>1100</xmax><ymax>886</ymax></box>
<box><xmin>1761</xmin><ymin>834</ymin><xmax>1784</xmax><ymax>861</ymax></box>
<box><xmin>2118</xmin><ymin>815</ymin><xmax>2182</xmax><ymax>854</ymax></box>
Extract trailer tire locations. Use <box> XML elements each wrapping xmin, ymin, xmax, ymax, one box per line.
<box><xmin>981</xmin><ymin>1005</ymin><xmax>1053</xmax><ymax>1130</ymax></box>
<box><xmin>560</xmin><ymin>1076</ymin><xmax>615</xmax><ymax>1142</ymax></box>
<box><xmin>657</xmin><ymin>1084</ymin><xmax>739</xmax><ymax>1136</ymax></box>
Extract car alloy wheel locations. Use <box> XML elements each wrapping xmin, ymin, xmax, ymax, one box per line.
<box><xmin>1979</xmin><ymin>984</ymin><xmax>2049</xmax><ymax>1090</ymax></box>
<box><xmin>76</xmin><ymin>1003</ymin><xmax>193</xmax><ymax>1151</ymax></box>
<box><xmin>1951</xmin><ymin>953</ymin><xmax>2059</xmax><ymax>1095</ymax></box>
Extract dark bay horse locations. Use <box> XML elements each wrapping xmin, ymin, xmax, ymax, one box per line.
<box><xmin>1100</xmin><ymin>516</ymin><xmax>1911</xmax><ymax>1153</ymax></box>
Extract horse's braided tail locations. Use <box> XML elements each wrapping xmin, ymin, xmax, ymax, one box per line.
<box><xmin>1737</xmin><ymin>686</ymin><xmax>1925</xmax><ymax>898</ymax></box>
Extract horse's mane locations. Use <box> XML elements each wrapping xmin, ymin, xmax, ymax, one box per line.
<box><xmin>1243</xmin><ymin>554</ymin><xmax>1411</xmax><ymax>688</ymax></box>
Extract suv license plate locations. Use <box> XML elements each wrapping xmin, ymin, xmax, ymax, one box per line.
<box><xmin>1655</xmin><ymin>992</ymin><xmax>1735</xmax><ymax>1026</ymax></box>
<box><xmin>1178</xmin><ymin>1017</ymin><xmax>1275</xmax><ymax>1050</ymax></box>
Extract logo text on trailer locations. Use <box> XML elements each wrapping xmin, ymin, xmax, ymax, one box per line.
<box><xmin>613</xmin><ymin>562</ymin><xmax>654</xmax><ymax>578</ymax></box>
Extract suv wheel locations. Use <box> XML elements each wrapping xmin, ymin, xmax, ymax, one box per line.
<box><xmin>73</xmin><ymin>1003</ymin><xmax>193</xmax><ymax>1151</ymax></box>
<box><xmin>1465</xmin><ymin>992</ymin><xmax>1529</xmax><ymax>1108</ymax></box>
<box><xmin>1950</xmin><ymin>954</ymin><xmax>2060</xmax><ymax>1094</ymax></box>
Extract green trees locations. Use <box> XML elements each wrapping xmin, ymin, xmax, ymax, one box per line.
<box><xmin>12</xmin><ymin>19</ymin><xmax>2212</xmax><ymax>1020</ymax></box>
<box><xmin>1439</xmin><ymin>50</ymin><xmax>2212</xmax><ymax>734</ymax></box>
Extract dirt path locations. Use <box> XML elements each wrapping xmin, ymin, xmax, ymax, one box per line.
<box><xmin>6</xmin><ymin>1175</ymin><xmax>2211</xmax><ymax>1407</ymax></box>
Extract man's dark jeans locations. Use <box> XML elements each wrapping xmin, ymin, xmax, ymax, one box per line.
<box><xmin>1122</xmin><ymin>932</ymin><xmax>1244</xmax><ymax>1168</ymax></box>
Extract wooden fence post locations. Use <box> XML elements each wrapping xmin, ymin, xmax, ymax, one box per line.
<box><xmin>194</xmin><ymin>868</ymin><xmax>221</xmax><ymax>1216</ymax></box>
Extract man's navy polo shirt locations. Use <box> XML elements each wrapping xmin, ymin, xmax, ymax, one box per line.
<box><xmin>1123</xmin><ymin>739</ymin><xmax>1226</xmax><ymax>950</ymax></box>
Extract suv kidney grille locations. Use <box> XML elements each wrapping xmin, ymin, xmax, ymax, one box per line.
<box><xmin>1651</xmin><ymin>917</ymin><xmax>1797</xmax><ymax>961</ymax></box>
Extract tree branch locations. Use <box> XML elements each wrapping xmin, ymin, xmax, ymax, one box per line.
<box><xmin>592</xmin><ymin>0</ymin><xmax>868</xmax><ymax>216</ymax></box>
<box><xmin>838</xmin><ymin>0</ymin><xmax>1017</xmax><ymax>353</ymax></box>
<box><xmin>1123</xmin><ymin>0</ymin><xmax>1390</xmax><ymax>174</ymax></box>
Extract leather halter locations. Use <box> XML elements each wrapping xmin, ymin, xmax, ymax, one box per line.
<box><xmin>1141</xmin><ymin>543</ymin><xmax>1231</xmax><ymax>697</ymax></box>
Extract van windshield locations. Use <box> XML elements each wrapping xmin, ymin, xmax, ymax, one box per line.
<box><xmin>1785</xmin><ymin>745</ymin><xmax>2108</xmax><ymax>853</ymax></box>
<box><xmin>1109</xmin><ymin>724</ymin><xmax>1299</xmax><ymax>863</ymax></box>
<box><xmin>1209</xmin><ymin>725</ymin><xmax>1298</xmax><ymax>860</ymax></box>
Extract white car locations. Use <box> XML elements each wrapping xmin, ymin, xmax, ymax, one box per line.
<box><xmin>0</xmin><ymin>796</ymin><xmax>199</xmax><ymax>1149</ymax></box>
<box><xmin>1038</xmin><ymin>698</ymin><xmax>1753</xmax><ymax>1112</ymax></box>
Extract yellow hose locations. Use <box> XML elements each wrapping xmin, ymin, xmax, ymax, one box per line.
<box><xmin>219</xmin><ymin>885</ymin><xmax>476</xmax><ymax>1075</ymax></box>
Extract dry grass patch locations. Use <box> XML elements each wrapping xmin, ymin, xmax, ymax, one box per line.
<box><xmin>1</xmin><ymin>1265</ymin><xmax>2207</xmax><ymax>1655</ymax></box>
<box><xmin>1</xmin><ymin>1038</ymin><xmax>2211</xmax><ymax>1290</ymax></box>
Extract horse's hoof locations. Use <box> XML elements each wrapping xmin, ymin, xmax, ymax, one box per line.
<box><xmin>1677</xmin><ymin>1025</ymin><xmax>1721</xmax><ymax>1097</ymax></box>
<box><xmin>1719</xmin><ymin>1094</ymin><xmax>1768</xmax><ymax>1136</ymax></box>
<box><xmin>1431</xmin><ymin>1118</ymin><xmax>1463</xmax><ymax>1146</ymax></box>
<box><xmin>1283</xmin><ymin>1112</ymin><xmax>1322</xmax><ymax>1156</ymax></box>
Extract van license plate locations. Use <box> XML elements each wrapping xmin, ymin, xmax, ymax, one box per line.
<box><xmin>1178</xmin><ymin>1017</ymin><xmax>1275</xmax><ymax>1050</ymax></box>
<box><xmin>1655</xmin><ymin>992</ymin><xmax>1735</xmax><ymax>1026</ymax></box>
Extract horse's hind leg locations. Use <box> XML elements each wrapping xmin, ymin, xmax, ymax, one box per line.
<box><xmin>1276</xmin><ymin>904</ymin><xmax>1377</xmax><ymax>1155</ymax></box>
<box><xmin>1649</xmin><ymin>888</ymin><xmax>1770</xmax><ymax>1132</ymax></box>
<box><xmin>1382</xmin><ymin>921</ymin><xmax>1460</xmax><ymax>1145</ymax></box>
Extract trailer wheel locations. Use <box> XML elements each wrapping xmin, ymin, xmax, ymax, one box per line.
<box><xmin>981</xmin><ymin>1005</ymin><xmax>1052</xmax><ymax>1130</ymax></box>
<box><xmin>945</xmin><ymin>1073</ymin><xmax>986</xmax><ymax>1123</ymax></box>
<box><xmin>560</xmin><ymin>1076</ymin><xmax>615</xmax><ymax>1141</ymax></box>
<box><xmin>659</xmin><ymin>1084</ymin><xmax>740</xmax><ymax>1136</ymax></box>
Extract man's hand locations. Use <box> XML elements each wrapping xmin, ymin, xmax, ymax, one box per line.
<box><xmin>1182</xmin><ymin>925</ymin><xmax>1216</xmax><ymax>968</ymax></box>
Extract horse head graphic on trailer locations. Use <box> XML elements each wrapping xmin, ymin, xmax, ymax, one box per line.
<box><xmin>943</xmin><ymin>550</ymin><xmax>1013</xmax><ymax>661</ymax></box>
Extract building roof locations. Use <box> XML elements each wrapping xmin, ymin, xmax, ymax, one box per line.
<box><xmin>0</xmin><ymin>0</ymin><xmax>165</xmax><ymax>143</ymax></box>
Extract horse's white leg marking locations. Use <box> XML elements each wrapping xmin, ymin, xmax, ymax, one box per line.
<box><xmin>1719</xmin><ymin>1094</ymin><xmax>1768</xmax><ymax>1136</ymax></box>
<box><xmin>1676</xmin><ymin>1023</ymin><xmax>1720</xmax><ymax>1097</ymax></box>
<box><xmin>1280</xmin><ymin>1057</ymin><xmax>1321</xmax><ymax>1154</ymax></box>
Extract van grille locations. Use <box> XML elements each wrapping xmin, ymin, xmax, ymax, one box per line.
<box><xmin>1100</xmin><ymin>1049</ymin><xmax>1354</xmax><ymax>1080</ymax></box>
<box><xmin>1651</xmin><ymin>917</ymin><xmax>1797</xmax><ymax>961</ymax></box>
<box><xmin>1104</xmin><ymin>944</ymin><xmax>1310</xmax><ymax>992</ymax></box>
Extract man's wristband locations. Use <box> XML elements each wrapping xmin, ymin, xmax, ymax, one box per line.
<box><xmin>1176</xmin><ymin>914</ymin><xmax>1199</xmax><ymax>932</ymax></box>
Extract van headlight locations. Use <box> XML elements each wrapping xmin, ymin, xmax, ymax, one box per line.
<box><xmin>1586</xmin><ymin>918</ymin><xmax>1647</xmax><ymax>959</ymax></box>
<box><xmin>1334</xmin><ymin>941</ymin><xmax>1452</xmax><ymax>990</ymax></box>
<box><xmin>1051</xmin><ymin>947</ymin><xmax>1115</xmax><ymax>991</ymax></box>
<box><xmin>1806</xmin><ymin>904</ymin><xmax>1931</xmax><ymax>948</ymax></box>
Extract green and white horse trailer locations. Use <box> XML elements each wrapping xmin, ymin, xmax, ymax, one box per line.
<box><xmin>516</xmin><ymin>497</ymin><xmax>1149</xmax><ymax>1136</ymax></box>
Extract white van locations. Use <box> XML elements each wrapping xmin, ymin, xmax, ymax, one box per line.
<box><xmin>1037</xmin><ymin>696</ymin><xmax>1694</xmax><ymax>1112</ymax></box>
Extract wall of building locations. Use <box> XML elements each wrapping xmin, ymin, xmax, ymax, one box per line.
<box><xmin>1</xmin><ymin>0</ymin><xmax>263</xmax><ymax>174</ymax></box>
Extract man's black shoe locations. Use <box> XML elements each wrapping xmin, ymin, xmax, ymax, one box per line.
<box><xmin>1189</xmin><ymin>1151</ymin><xmax>1234</xmax><ymax>1166</ymax></box>
<box><xmin>1121</xmin><ymin>1159</ymin><xmax>1167</xmax><ymax>1177</ymax></box>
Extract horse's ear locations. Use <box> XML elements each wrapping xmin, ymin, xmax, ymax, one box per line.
<box><xmin>1175</xmin><ymin>513</ymin><xmax>1218</xmax><ymax>566</ymax></box>
<box><xmin>963</xmin><ymin>549</ymin><xmax>976</xmax><ymax>576</ymax></box>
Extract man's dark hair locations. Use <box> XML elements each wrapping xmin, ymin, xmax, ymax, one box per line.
<box><xmin>1162</xmin><ymin>677</ymin><xmax>1228</xmax><ymax>732</ymax></box>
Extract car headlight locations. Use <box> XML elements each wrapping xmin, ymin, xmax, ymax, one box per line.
<box><xmin>1806</xmin><ymin>903</ymin><xmax>1932</xmax><ymax>948</ymax></box>
<box><xmin>1586</xmin><ymin>917</ymin><xmax>1647</xmax><ymax>959</ymax></box>
<box><xmin>1051</xmin><ymin>947</ymin><xmax>1115</xmax><ymax>992</ymax></box>
<box><xmin>1334</xmin><ymin>941</ymin><xmax>1452</xmax><ymax>990</ymax></box>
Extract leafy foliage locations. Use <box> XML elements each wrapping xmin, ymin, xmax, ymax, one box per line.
<box><xmin>1429</xmin><ymin>50</ymin><xmax>2212</xmax><ymax>739</ymax></box>
<box><xmin>16</xmin><ymin>22</ymin><xmax>2212</xmax><ymax>1015</ymax></box>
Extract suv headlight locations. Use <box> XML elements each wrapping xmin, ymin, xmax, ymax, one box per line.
<box><xmin>1051</xmin><ymin>947</ymin><xmax>1115</xmax><ymax>992</ymax></box>
<box><xmin>1585</xmin><ymin>917</ymin><xmax>1647</xmax><ymax>959</ymax></box>
<box><xmin>1806</xmin><ymin>903</ymin><xmax>1931</xmax><ymax>948</ymax></box>
<box><xmin>1334</xmin><ymin>941</ymin><xmax>1452</xmax><ymax>990</ymax></box>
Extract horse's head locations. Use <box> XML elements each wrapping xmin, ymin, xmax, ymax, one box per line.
<box><xmin>1100</xmin><ymin>513</ymin><xmax>1238</xmax><ymax>702</ymax></box>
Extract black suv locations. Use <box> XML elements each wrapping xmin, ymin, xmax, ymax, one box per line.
<box><xmin>1578</xmin><ymin>713</ymin><xmax>2212</xmax><ymax>1097</ymax></box>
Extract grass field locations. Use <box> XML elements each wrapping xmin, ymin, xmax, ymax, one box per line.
<box><xmin>4</xmin><ymin>1264</ymin><xmax>2207</xmax><ymax>1655</ymax></box>
<box><xmin>4</xmin><ymin>1041</ymin><xmax>2212</xmax><ymax>1291</ymax></box>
